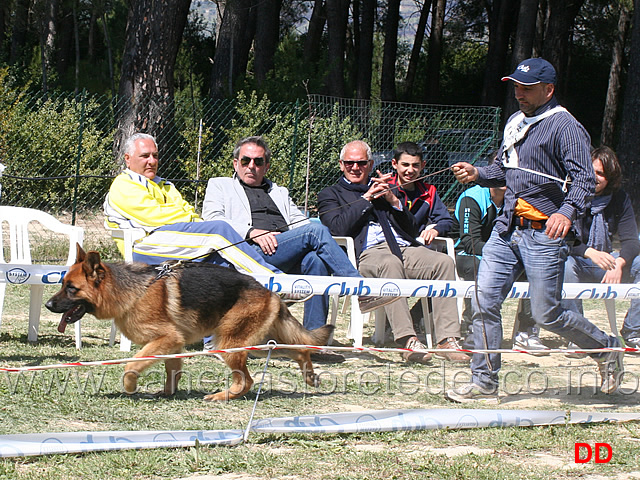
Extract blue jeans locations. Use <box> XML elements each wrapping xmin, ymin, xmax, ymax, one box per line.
<box><xmin>563</xmin><ymin>253</ymin><xmax>640</xmax><ymax>340</ymax></box>
<box><xmin>253</xmin><ymin>222</ymin><xmax>361</xmax><ymax>330</ymax></box>
<box><xmin>471</xmin><ymin>229</ymin><xmax>620</xmax><ymax>390</ymax></box>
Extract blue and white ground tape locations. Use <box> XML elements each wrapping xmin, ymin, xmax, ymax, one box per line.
<box><xmin>1</xmin><ymin>408</ymin><xmax>639</xmax><ymax>458</ymax></box>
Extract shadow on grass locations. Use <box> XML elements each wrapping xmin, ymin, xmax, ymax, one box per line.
<box><xmin>101</xmin><ymin>388</ymin><xmax>333</xmax><ymax>402</ymax></box>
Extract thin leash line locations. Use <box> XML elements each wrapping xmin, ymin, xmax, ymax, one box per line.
<box><xmin>187</xmin><ymin>166</ymin><xmax>454</xmax><ymax>262</ymax></box>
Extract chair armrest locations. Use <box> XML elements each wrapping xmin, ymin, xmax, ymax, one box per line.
<box><xmin>105</xmin><ymin>226</ymin><xmax>146</xmax><ymax>262</ymax></box>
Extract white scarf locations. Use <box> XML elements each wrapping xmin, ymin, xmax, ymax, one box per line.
<box><xmin>502</xmin><ymin>106</ymin><xmax>571</xmax><ymax>191</ymax></box>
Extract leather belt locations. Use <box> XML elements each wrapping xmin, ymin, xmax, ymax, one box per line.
<box><xmin>514</xmin><ymin>215</ymin><xmax>546</xmax><ymax>230</ymax></box>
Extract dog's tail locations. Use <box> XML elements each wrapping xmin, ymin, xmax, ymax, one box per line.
<box><xmin>274</xmin><ymin>301</ymin><xmax>334</xmax><ymax>347</ymax></box>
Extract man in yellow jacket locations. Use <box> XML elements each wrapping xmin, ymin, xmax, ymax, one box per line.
<box><xmin>104</xmin><ymin>133</ymin><xmax>277</xmax><ymax>275</ymax></box>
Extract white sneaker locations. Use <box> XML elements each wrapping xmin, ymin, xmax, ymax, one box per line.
<box><xmin>513</xmin><ymin>331</ymin><xmax>551</xmax><ymax>356</ymax></box>
<box><xmin>624</xmin><ymin>337</ymin><xmax>640</xmax><ymax>354</ymax></box>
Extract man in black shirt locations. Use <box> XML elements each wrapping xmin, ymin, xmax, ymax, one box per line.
<box><xmin>202</xmin><ymin>136</ymin><xmax>397</xmax><ymax>341</ymax></box>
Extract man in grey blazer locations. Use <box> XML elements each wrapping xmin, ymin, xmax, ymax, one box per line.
<box><xmin>202</xmin><ymin>136</ymin><xmax>397</xmax><ymax>337</ymax></box>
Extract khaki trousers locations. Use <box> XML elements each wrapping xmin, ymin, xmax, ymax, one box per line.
<box><xmin>358</xmin><ymin>242</ymin><xmax>460</xmax><ymax>344</ymax></box>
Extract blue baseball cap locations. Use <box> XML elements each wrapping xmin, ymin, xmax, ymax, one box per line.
<box><xmin>501</xmin><ymin>58</ymin><xmax>556</xmax><ymax>85</ymax></box>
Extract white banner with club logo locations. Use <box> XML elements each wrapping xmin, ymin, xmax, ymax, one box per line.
<box><xmin>1</xmin><ymin>264</ymin><xmax>639</xmax><ymax>301</ymax></box>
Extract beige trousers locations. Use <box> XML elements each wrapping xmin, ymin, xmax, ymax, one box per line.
<box><xmin>358</xmin><ymin>242</ymin><xmax>460</xmax><ymax>344</ymax></box>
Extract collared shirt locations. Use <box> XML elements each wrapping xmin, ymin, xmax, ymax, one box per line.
<box><xmin>476</xmin><ymin>97</ymin><xmax>595</xmax><ymax>234</ymax></box>
<box><xmin>240</xmin><ymin>179</ymin><xmax>289</xmax><ymax>232</ymax></box>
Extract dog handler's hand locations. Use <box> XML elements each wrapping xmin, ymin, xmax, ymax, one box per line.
<box><xmin>249</xmin><ymin>228</ymin><xmax>280</xmax><ymax>255</ymax></box>
<box><xmin>451</xmin><ymin>162</ymin><xmax>478</xmax><ymax>184</ymax></box>
<box><xmin>545</xmin><ymin>213</ymin><xmax>571</xmax><ymax>240</ymax></box>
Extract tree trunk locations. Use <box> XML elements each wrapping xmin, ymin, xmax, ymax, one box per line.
<box><xmin>505</xmin><ymin>0</ymin><xmax>539</xmax><ymax>117</ymax></box>
<box><xmin>425</xmin><ymin>0</ymin><xmax>446</xmax><ymax>103</ymax></box>
<box><xmin>0</xmin><ymin>3</ymin><xmax>6</xmax><ymax>60</ymax></box>
<box><xmin>38</xmin><ymin>0</ymin><xmax>58</xmax><ymax>93</ymax></box>
<box><xmin>325</xmin><ymin>0</ymin><xmax>349</xmax><ymax>97</ymax></box>
<box><xmin>541</xmin><ymin>0</ymin><xmax>584</xmax><ymax>100</ymax></box>
<box><xmin>356</xmin><ymin>0</ymin><xmax>375</xmax><ymax>99</ymax></box>
<box><xmin>115</xmin><ymin>0</ymin><xmax>191</xmax><ymax>161</ymax></box>
<box><xmin>405</xmin><ymin>0</ymin><xmax>432</xmax><ymax>101</ymax></box>
<box><xmin>304</xmin><ymin>0</ymin><xmax>326</xmax><ymax>65</ymax></box>
<box><xmin>101</xmin><ymin>11</ymin><xmax>115</xmax><ymax>96</ymax></box>
<box><xmin>601</xmin><ymin>2</ymin><xmax>630</xmax><ymax>146</ymax></box>
<box><xmin>348</xmin><ymin>0</ymin><xmax>359</xmax><ymax>91</ymax></box>
<box><xmin>10</xmin><ymin>0</ymin><xmax>30</xmax><ymax>65</ymax></box>
<box><xmin>380</xmin><ymin>0</ymin><xmax>400</xmax><ymax>101</ymax></box>
<box><xmin>616</xmin><ymin>0</ymin><xmax>640</xmax><ymax>209</ymax></box>
<box><xmin>209</xmin><ymin>0</ymin><xmax>254</xmax><ymax>99</ymax></box>
<box><xmin>88</xmin><ymin>7</ymin><xmax>96</xmax><ymax>61</ymax></box>
<box><xmin>533</xmin><ymin>0</ymin><xmax>547</xmax><ymax>57</ymax></box>
<box><xmin>481</xmin><ymin>0</ymin><xmax>518</xmax><ymax>107</ymax></box>
<box><xmin>254</xmin><ymin>0</ymin><xmax>282</xmax><ymax>87</ymax></box>
<box><xmin>56</xmin><ymin>4</ymin><xmax>74</xmax><ymax>79</ymax></box>
<box><xmin>73</xmin><ymin>2</ymin><xmax>80</xmax><ymax>95</ymax></box>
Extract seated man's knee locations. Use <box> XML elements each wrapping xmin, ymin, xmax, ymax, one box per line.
<box><xmin>300</xmin><ymin>251</ymin><xmax>329</xmax><ymax>275</ymax></box>
<box><xmin>305</xmin><ymin>221</ymin><xmax>332</xmax><ymax>239</ymax></box>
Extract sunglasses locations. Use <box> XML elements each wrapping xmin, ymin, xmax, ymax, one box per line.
<box><xmin>341</xmin><ymin>160</ymin><xmax>370</xmax><ymax>168</ymax></box>
<box><xmin>239</xmin><ymin>156</ymin><xmax>266</xmax><ymax>167</ymax></box>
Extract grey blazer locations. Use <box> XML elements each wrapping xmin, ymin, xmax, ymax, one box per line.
<box><xmin>202</xmin><ymin>174</ymin><xmax>309</xmax><ymax>238</ymax></box>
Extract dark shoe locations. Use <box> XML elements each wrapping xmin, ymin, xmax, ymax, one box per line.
<box><xmin>597</xmin><ymin>350</ymin><xmax>624</xmax><ymax>394</ymax></box>
<box><xmin>445</xmin><ymin>382</ymin><xmax>499</xmax><ymax>404</ymax></box>
<box><xmin>402</xmin><ymin>336</ymin><xmax>432</xmax><ymax>364</ymax></box>
<box><xmin>358</xmin><ymin>295</ymin><xmax>401</xmax><ymax>313</ymax></box>
<box><xmin>310</xmin><ymin>350</ymin><xmax>346</xmax><ymax>363</ymax></box>
<box><xmin>435</xmin><ymin>337</ymin><xmax>471</xmax><ymax>363</ymax></box>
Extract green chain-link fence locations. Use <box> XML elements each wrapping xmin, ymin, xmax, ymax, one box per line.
<box><xmin>0</xmin><ymin>88</ymin><xmax>500</xmax><ymax>262</ymax></box>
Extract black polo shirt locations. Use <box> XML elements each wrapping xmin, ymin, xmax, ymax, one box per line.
<box><xmin>241</xmin><ymin>179</ymin><xmax>289</xmax><ymax>233</ymax></box>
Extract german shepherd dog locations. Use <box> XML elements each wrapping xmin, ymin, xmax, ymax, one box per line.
<box><xmin>45</xmin><ymin>246</ymin><xmax>333</xmax><ymax>401</ymax></box>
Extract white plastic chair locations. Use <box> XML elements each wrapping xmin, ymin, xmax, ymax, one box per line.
<box><xmin>372</xmin><ymin>236</ymin><xmax>464</xmax><ymax>347</ymax></box>
<box><xmin>327</xmin><ymin>236</ymin><xmax>368</xmax><ymax>347</ymax></box>
<box><xmin>105</xmin><ymin>226</ymin><xmax>146</xmax><ymax>351</ymax></box>
<box><xmin>0</xmin><ymin>206</ymin><xmax>84</xmax><ymax>348</ymax></box>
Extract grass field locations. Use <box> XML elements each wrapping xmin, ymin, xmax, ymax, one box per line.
<box><xmin>1</xmin><ymin>284</ymin><xmax>639</xmax><ymax>480</ymax></box>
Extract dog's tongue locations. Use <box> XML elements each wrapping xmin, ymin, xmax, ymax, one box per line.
<box><xmin>57</xmin><ymin>316</ymin><xmax>68</xmax><ymax>333</ymax></box>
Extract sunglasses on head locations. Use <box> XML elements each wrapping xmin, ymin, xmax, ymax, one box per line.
<box><xmin>239</xmin><ymin>156</ymin><xmax>265</xmax><ymax>167</ymax></box>
<box><xmin>341</xmin><ymin>160</ymin><xmax>370</xmax><ymax>168</ymax></box>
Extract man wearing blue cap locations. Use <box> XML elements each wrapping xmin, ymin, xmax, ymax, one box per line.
<box><xmin>445</xmin><ymin>57</ymin><xmax>624</xmax><ymax>403</ymax></box>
